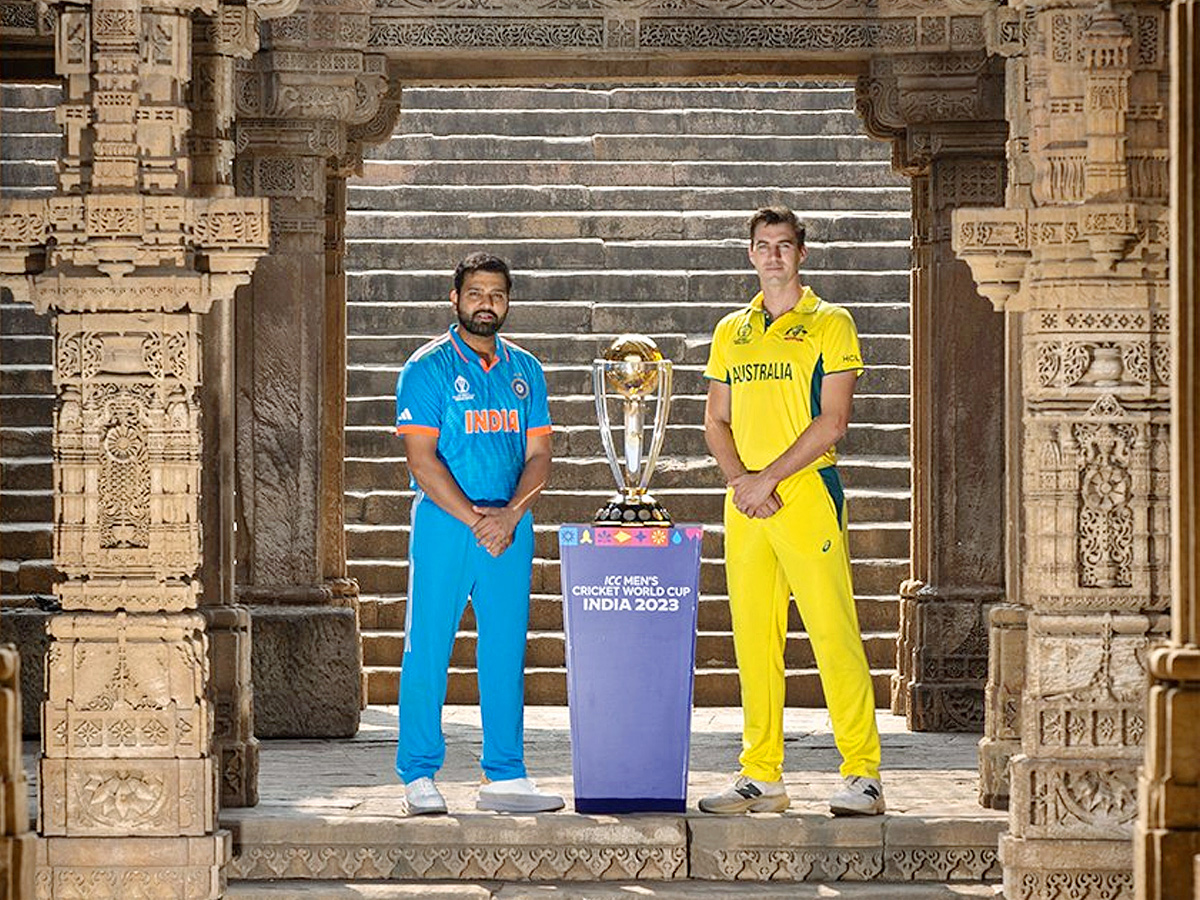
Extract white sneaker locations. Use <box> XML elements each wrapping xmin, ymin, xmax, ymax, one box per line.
<box><xmin>404</xmin><ymin>776</ymin><xmax>447</xmax><ymax>816</ymax></box>
<box><xmin>829</xmin><ymin>775</ymin><xmax>885</xmax><ymax>816</ymax></box>
<box><xmin>698</xmin><ymin>775</ymin><xmax>790</xmax><ymax>814</ymax></box>
<box><xmin>476</xmin><ymin>776</ymin><xmax>565</xmax><ymax>813</ymax></box>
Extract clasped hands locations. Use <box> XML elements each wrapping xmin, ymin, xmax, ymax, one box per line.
<box><xmin>729</xmin><ymin>470</ymin><xmax>782</xmax><ymax>519</ymax></box>
<box><xmin>471</xmin><ymin>505</ymin><xmax>521</xmax><ymax>556</ymax></box>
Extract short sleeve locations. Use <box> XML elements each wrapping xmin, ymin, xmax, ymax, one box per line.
<box><xmin>395</xmin><ymin>358</ymin><xmax>442</xmax><ymax>436</ymax></box>
<box><xmin>525</xmin><ymin>362</ymin><xmax>552</xmax><ymax>438</ymax></box>
<box><xmin>704</xmin><ymin>318</ymin><xmax>731</xmax><ymax>383</ymax></box>
<box><xmin>823</xmin><ymin>308</ymin><xmax>866</xmax><ymax>377</ymax></box>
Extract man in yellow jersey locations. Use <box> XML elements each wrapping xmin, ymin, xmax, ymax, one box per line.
<box><xmin>699</xmin><ymin>205</ymin><xmax>884</xmax><ymax>816</ymax></box>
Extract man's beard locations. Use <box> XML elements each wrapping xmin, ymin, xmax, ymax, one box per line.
<box><xmin>459</xmin><ymin>308</ymin><xmax>505</xmax><ymax>337</ymax></box>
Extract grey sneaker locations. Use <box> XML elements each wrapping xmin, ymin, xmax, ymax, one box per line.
<box><xmin>404</xmin><ymin>776</ymin><xmax>447</xmax><ymax>816</ymax></box>
<box><xmin>698</xmin><ymin>775</ymin><xmax>790</xmax><ymax>814</ymax></box>
<box><xmin>829</xmin><ymin>775</ymin><xmax>885</xmax><ymax>816</ymax></box>
<box><xmin>476</xmin><ymin>776</ymin><xmax>565</xmax><ymax>813</ymax></box>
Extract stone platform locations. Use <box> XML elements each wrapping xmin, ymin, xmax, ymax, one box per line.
<box><xmin>203</xmin><ymin>706</ymin><xmax>1004</xmax><ymax>897</ymax></box>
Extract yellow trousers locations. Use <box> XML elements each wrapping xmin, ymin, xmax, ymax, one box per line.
<box><xmin>724</xmin><ymin>466</ymin><xmax>881</xmax><ymax>782</ymax></box>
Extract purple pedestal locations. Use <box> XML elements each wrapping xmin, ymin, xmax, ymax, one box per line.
<box><xmin>559</xmin><ymin>524</ymin><xmax>702</xmax><ymax>813</ymax></box>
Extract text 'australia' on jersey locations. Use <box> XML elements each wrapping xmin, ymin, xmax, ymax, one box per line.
<box><xmin>704</xmin><ymin>286</ymin><xmax>865</xmax><ymax>474</ymax></box>
<box><xmin>395</xmin><ymin>326</ymin><xmax>552</xmax><ymax>506</ymax></box>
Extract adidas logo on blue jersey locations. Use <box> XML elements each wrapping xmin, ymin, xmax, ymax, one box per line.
<box><xmin>397</xmin><ymin>408</ymin><xmax>413</xmax><ymax>422</ymax></box>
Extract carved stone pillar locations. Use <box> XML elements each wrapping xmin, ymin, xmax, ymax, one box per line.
<box><xmin>0</xmin><ymin>0</ymin><xmax>271</xmax><ymax>893</ymax></box>
<box><xmin>1134</xmin><ymin>2</ymin><xmax>1200</xmax><ymax>898</ymax></box>
<box><xmin>231</xmin><ymin>8</ymin><xmax>394</xmax><ymax>736</ymax></box>
<box><xmin>0</xmin><ymin>646</ymin><xmax>33</xmax><ymax>899</ymax></box>
<box><xmin>192</xmin><ymin>3</ymin><xmax>264</xmax><ymax>811</ymax></box>
<box><xmin>857</xmin><ymin>50</ymin><xmax>1008</xmax><ymax>734</ymax></box>
<box><xmin>956</xmin><ymin>3</ymin><xmax>1172</xmax><ymax>897</ymax></box>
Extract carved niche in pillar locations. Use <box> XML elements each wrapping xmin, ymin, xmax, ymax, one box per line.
<box><xmin>954</xmin><ymin>3</ymin><xmax>1171</xmax><ymax>898</ymax></box>
<box><xmin>229</xmin><ymin>0</ymin><xmax>394</xmax><ymax>738</ymax></box>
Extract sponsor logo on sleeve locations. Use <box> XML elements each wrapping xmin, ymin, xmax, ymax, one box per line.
<box><xmin>397</xmin><ymin>408</ymin><xmax>413</xmax><ymax>422</ymax></box>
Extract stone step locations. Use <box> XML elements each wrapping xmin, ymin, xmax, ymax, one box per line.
<box><xmin>345</xmin><ymin>238</ymin><xmax>912</xmax><ymax>274</ymax></box>
<box><xmin>0</xmin><ymin>291</ymin><xmax>51</xmax><ymax>334</ymax></box>
<box><xmin>361</xmin><ymin>628</ymin><xmax>897</xmax><ymax>671</ymax></box>
<box><xmin>343</xmin><ymin>421</ymin><xmax>910</xmax><ymax>461</ymax></box>
<box><xmin>227</xmin><ymin>882</ymin><xmax>1002</xmax><ymax>899</ymax></box>
<box><xmin>358</xmin><ymin>592</ymin><xmax>902</xmax><ymax>635</ymax></box>
<box><xmin>345</xmin><ymin>454</ymin><xmax>912</xmax><ymax>493</ymax></box>
<box><xmin>0</xmin><ymin>334</ymin><xmax>51</xmax><ymax>365</ymax></box>
<box><xmin>347</xmin><ymin>271</ymin><xmax>910</xmax><ymax>306</ymax></box>
<box><xmin>0</xmin><ymin>490</ymin><xmax>50</xmax><ymax>522</ymax></box>
<box><xmin>394</xmin><ymin>84</ymin><xmax>858</xmax><ymax>112</ymax></box>
<box><xmin>346</xmin><ymin>298</ymin><xmax>911</xmax><ymax>336</ymax></box>
<box><xmin>0</xmin><ymin>426</ymin><xmax>50</xmax><ymax>458</ymax></box>
<box><xmin>224</xmin><ymin>805</ymin><xmax>1000</xmax><ymax>886</ymax></box>
<box><xmin>0</xmin><ymin>133</ymin><xmax>60</xmax><ymax>157</ymax></box>
<box><xmin>0</xmin><ymin>83</ymin><xmax>60</xmax><ymax>106</ymax></box>
<box><xmin>0</xmin><ymin>364</ymin><xmax>51</xmax><ymax>394</ymax></box>
<box><xmin>371</xmin><ymin>132</ymin><xmax>892</xmax><ymax>163</ymax></box>
<box><xmin>0</xmin><ymin>558</ymin><xmax>55</xmax><ymax>594</ymax></box>
<box><xmin>0</xmin><ymin>108</ymin><xmax>56</xmax><ymax>133</ymax></box>
<box><xmin>364</xmin><ymin>665</ymin><xmax>895</xmax><ymax>707</ymax></box>
<box><xmin>346</xmin><ymin>331</ymin><xmax>908</xmax><ymax>368</ymax></box>
<box><xmin>0</xmin><ymin>394</ymin><xmax>51</xmax><ymax>427</ymax></box>
<box><xmin>0</xmin><ymin>457</ymin><xmax>50</xmax><ymax>491</ymax></box>
<box><xmin>349</xmin><ymin>362</ymin><xmax>911</xmax><ymax>399</ymax></box>
<box><xmin>0</xmin><ymin>522</ymin><xmax>51</xmax><ymax>558</ymax></box>
<box><xmin>0</xmin><ymin>160</ymin><xmax>58</xmax><ymax>189</ymax></box>
<box><xmin>344</xmin><ymin>512</ymin><xmax>911</xmax><ymax>559</ymax></box>
<box><xmin>348</xmin><ymin>392</ymin><xmax>911</xmax><ymax>428</ymax></box>
<box><xmin>388</xmin><ymin>108</ymin><xmax>881</xmax><ymax>139</ymax></box>
<box><xmin>357</xmin><ymin>159</ymin><xmax>905</xmax><ymax>190</ymax></box>
<box><xmin>348</xmin><ymin>555</ymin><xmax>909</xmax><ymax>598</ymax></box>
<box><xmin>348</xmin><ymin>185</ymin><xmax>913</xmax><ymax>214</ymax></box>
<box><xmin>345</xmin><ymin>210</ymin><xmax>912</xmax><ymax>243</ymax></box>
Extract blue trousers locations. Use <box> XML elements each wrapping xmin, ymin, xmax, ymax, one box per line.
<box><xmin>395</xmin><ymin>497</ymin><xmax>533</xmax><ymax>784</ymax></box>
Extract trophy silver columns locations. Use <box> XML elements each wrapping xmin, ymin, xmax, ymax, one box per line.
<box><xmin>593</xmin><ymin>334</ymin><xmax>673</xmax><ymax>526</ymax></box>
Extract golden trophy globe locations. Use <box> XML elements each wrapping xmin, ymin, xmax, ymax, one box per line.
<box><xmin>593</xmin><ymin>334</ymin><xmax>673</xmax><ymax>526</ymax></box>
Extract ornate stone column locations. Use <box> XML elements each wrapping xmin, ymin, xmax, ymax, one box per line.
<box><xmin>956</xmin><ymin>3</ymin><xmax>1172</xmax><ymax>897</ymax></box>
<box><xmin>1134</xmin><ymin>2</ymin><xmax>1200</xmax><ymax>897</ymax></box>
<box><xmin>231</xmin><ymin>9</ymin><xmax>396</xmax><ymax>736</ymax></box>
<box><xmin>857</xmin><ymin>50</ymin><xmax>1008</xmax><ymax>735</ymax></box>
<box><xmin>0</xmin><ymin>646</ymin><xmax>33</xmax><ymax>898</ymax></box>
<box><xmin>193</xmin><ymin>2</ymin><xmax>264</xmax><ymax>811</ymax></box>
<box><xmin>0</xmin><ymin>0</ymin><xmax>271</xmax><ymax>892</ymax></box>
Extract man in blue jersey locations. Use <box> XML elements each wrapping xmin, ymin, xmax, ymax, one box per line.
<box><xmin>394</xmin><ymin>251</ymin><xmax>563</xmax><ymax>815</ymax></box>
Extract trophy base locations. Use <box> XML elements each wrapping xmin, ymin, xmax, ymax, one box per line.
<box><xmin>593</xmin><ymin>493</ymin><xmax>672</xmax><ymax>527</ymax></box>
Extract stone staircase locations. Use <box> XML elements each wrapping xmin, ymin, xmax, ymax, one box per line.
<box><xmin>344</xmin><ymin>84</ymin><xmax>913</xmax><ymax>708</ymax></box>
<box><xmin>0</xmin><ymin>83</ymin><xmax>58</xmax><ymax>734</ymax></box>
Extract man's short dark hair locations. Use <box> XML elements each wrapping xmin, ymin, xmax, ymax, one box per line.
<box><xmin>454</xmin><ymin>252</ymin><xmax>512</xmax><ymax>295</ymax></box>
<box><xmin>748</xmin><ymin>206</ymin><xmax>806</xmax><ymax>246</ymax></box>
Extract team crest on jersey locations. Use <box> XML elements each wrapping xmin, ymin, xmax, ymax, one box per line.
<box><xmin>734</xmin><ymin>322</ymin><xmax>753</xmax><ymax>345</ymax></box>
<box><xmin>511</xmin><ymin>375</ymin><xmax>529</xmax><ymax>399</ymax></box>
<box><xmin>783</xmin><ymin>324</ymin><xmax>808</xmax><ymax>341</ymax></box>
<box><xmin>453</xmin><ymin>375</ymin><xmax>474</xmax><ymax>402</ymax></box>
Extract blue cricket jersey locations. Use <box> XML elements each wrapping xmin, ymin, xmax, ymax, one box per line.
<box><xmin>395</xmin><ymin>325</ymin><xmax>552</xmax><ymax>506</ymax></box>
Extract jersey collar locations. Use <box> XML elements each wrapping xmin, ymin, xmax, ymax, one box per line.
<box><xmin>448</xmin><ymin>324</ymin><xmax>511</xmax><ymax>373</ymax></box>
<box><xmin>749</xmin><ymin>285</ymin><xmax>821</xmax><ymax>323</ymax></box>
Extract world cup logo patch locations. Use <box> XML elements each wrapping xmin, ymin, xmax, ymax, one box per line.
<box><xmin>453</xmin><ymin>375</ymin><xmax>474</xmax><ymax>402</ymax></box>
<box><xmin>511</xmin><ymin>375</ymin><xmax>529</xmax><ymax>399</ymax></box>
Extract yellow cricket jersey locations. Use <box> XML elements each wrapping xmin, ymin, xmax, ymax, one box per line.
<box><xmin>704</xmin><ymin>285</ymin><xmax>865</xmax><ymax>474</ymax></box>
